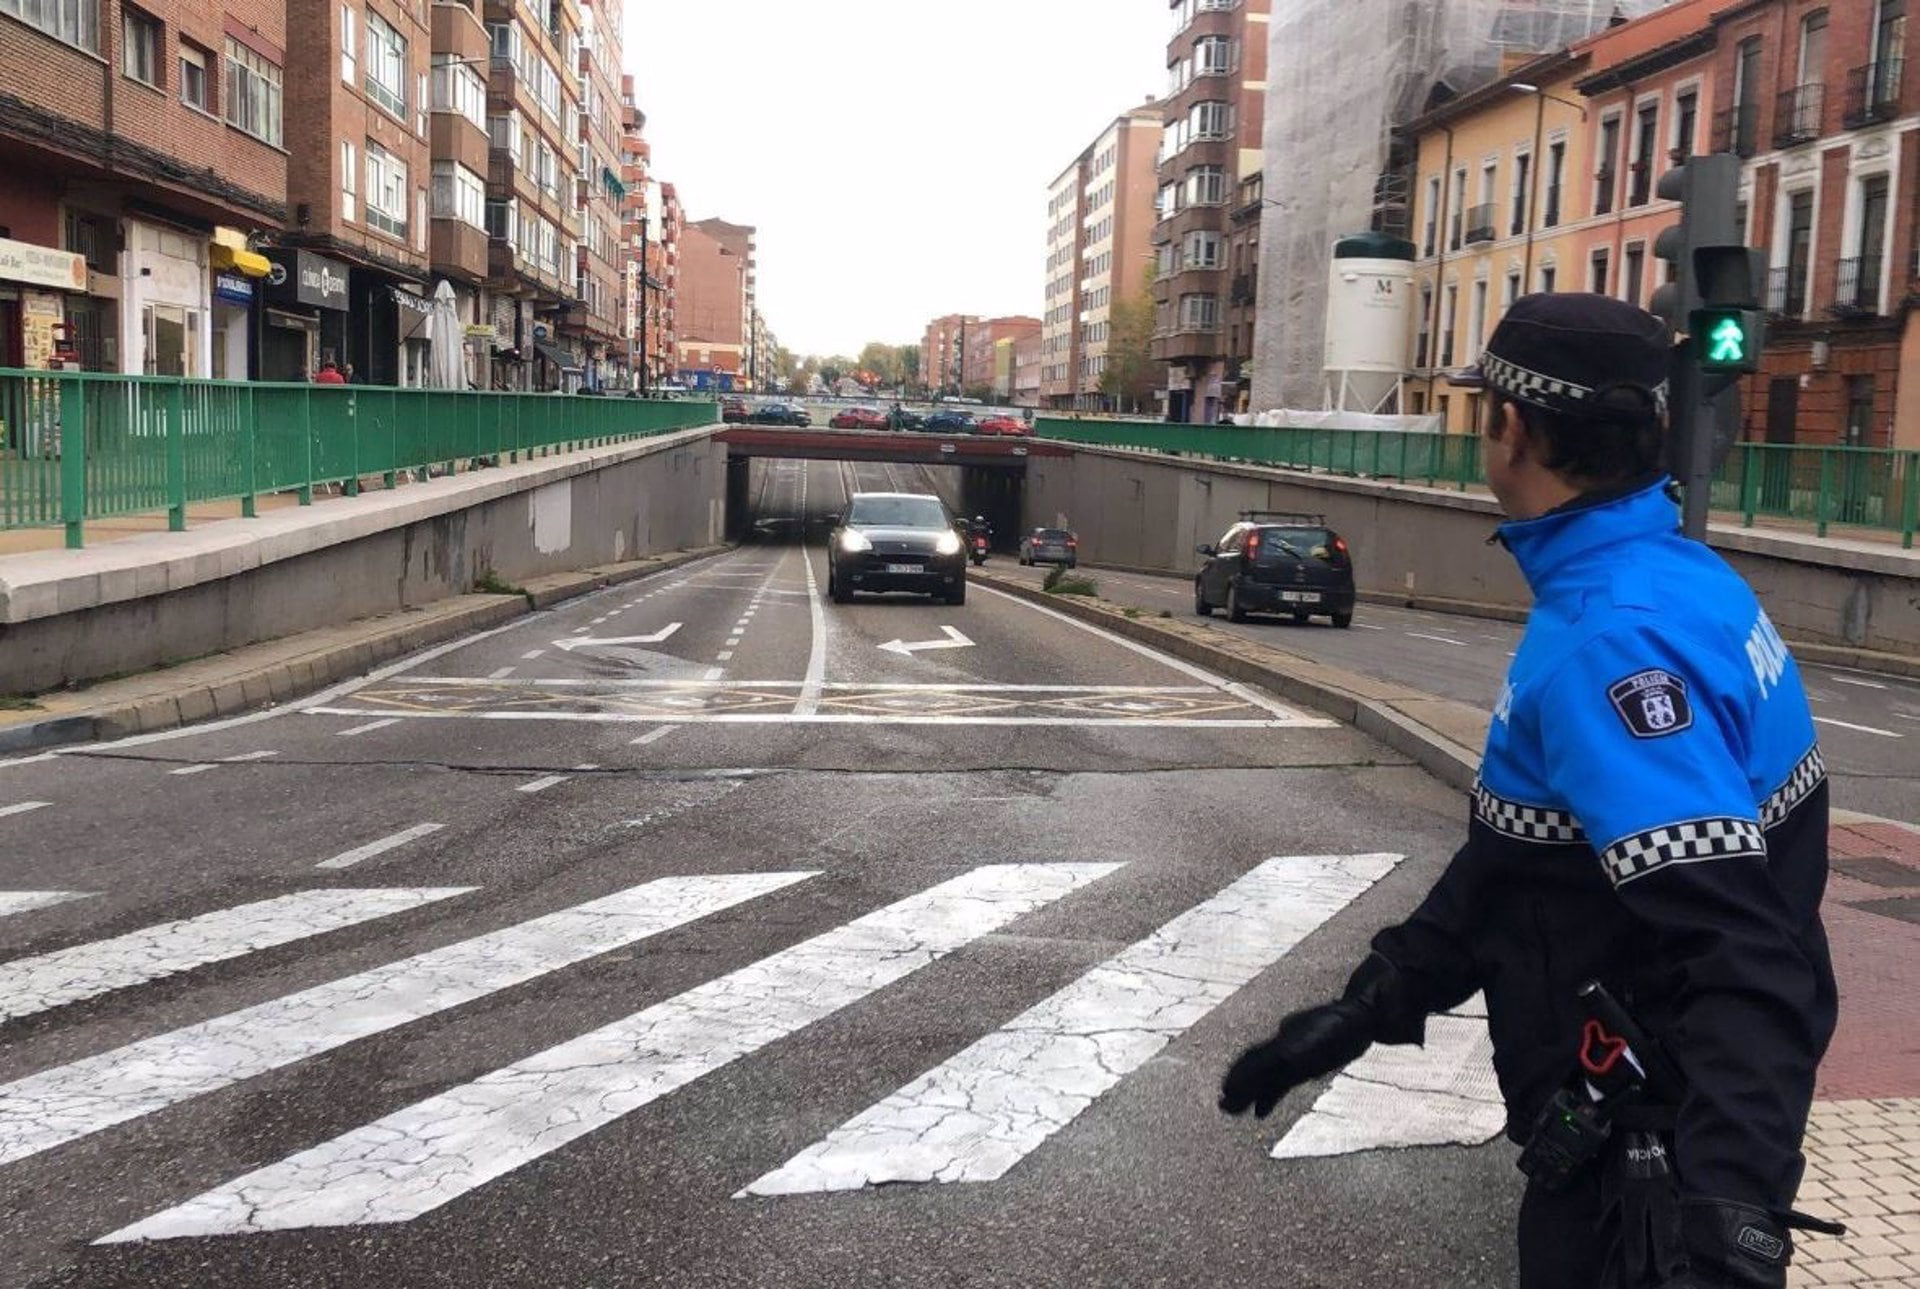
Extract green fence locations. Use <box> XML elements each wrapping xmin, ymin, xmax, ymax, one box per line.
<box><xmin>0</xmin><ymin>369</ymin><xmax>719</xmax><ymax>548</ymax></box>
<box><xmin>1034</xmin><ymin>417</ymin><xmax>1919</xmax><ymax>549</ymax></box>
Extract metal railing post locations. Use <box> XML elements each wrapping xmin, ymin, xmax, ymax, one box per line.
<box><xmin>166</xmin><ymin>378</ymin><xmax>187</xmax><ymax>531</ymax></box>
<box><xmin>299</xmin><ymin>386</ymin><xmax>314</xmax><ymax>505</ymax></box>
<box><xmin>1740</xmin><ymin>445</ymin><xmax>1759</xmax><ymax>528</ymax></box>
<box><xmin>59</xmin><ymin>375</ymin><xmax>87</xmax><ymax>549</ymax></box>
<box><xmin>1816</xmin><ymin>449</ymin><xmax>1833</xmax><ymax>537</ymax></box>
<box><xmin>241</xmin><ymin>383</ymin><xmax>258</xmax><ymax>518</ymax></box>
<box><xmin>1902</xmin><ymin>450</ymin><xmax>1918</xmax><ymax>550</ymax></box>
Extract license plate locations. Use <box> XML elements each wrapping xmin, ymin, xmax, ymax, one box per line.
<box><xmin>1280</xmin><ymin>591</ymin><xmax>1322</xmax><ymax>603</ymax></box>
<box><xmin>884</xmin><ymin>563</ymin><xmax>924</xmax><ymax>574</ymax></box>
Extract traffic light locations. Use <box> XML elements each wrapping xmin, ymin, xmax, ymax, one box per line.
<box><xmin>1691</xmin><ymin>306</ymin><xmax>1762</xmax><ymax>373</ymax></box>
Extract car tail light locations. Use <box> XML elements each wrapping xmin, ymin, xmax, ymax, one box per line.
<box><xmin>1333</xmin><ymin>536</ymin><xmax>1348</xmax><ymax>554</ymax></box>
<box><xmin>1245</xmin><ymin>532</ymin><xmax>1260</xmax><ymax>559</ymax></box>
<box><xmin>1066</xmin><ymin>538</ymin><xmax>1078</xmax><ymax>548</ymax></box>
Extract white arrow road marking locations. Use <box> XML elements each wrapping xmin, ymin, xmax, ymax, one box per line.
<box><xmin>0</xmin><ymin>888</ymin><xmax>472</xmax><ymax>1022</ymax></box>
<box><xmin>1270</xmin><ymin>997</ymin><xmax>1504</xmax><ymax>1159</ymax></box>
<box><xmin>104</xmin><ymin>862</ymin><xmax>1119</xmax><ymax>1239</ymax></box>
<box><xmin>551</xmin><ymin>623</ymin><xmax>683</xmax><ymax>652</ymax></box>
<box><xmin>1</xmin><ymin>873</ymin><xmax>815</xmax><ymax>1170</ymax></box>
<box><xmin>878</xmin><ymin>626</ymin><xmax>974</xmax><ymax>657</ymax></box>
<box><xmin>0</xmin><ymin>891</ymin><xmax>92</xmax><ymax>919</ymax></box>
<box><xmin>742</xmin><ymin>852</ymin><xmax>1400</xmax><ymax>1196</ymax></box>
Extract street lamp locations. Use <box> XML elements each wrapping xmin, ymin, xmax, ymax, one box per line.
<box><xmin>1510</xmin><ymin>83</ymin><xmax>1589</xmax><ymax>294</ymax></box>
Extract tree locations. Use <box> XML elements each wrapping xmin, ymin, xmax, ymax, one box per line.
<box><xmin>857</xmin><ymin>342</ymin><xmax>902</xmax><ymax>388</ymax></box>
<box><xmin>1100</xmin><ymin>266</ymin><xmax>1160</xmax><ymax>413</ymax></box>
<box><xmin>897</xmin><ymin>345</ymin><xmax>919</xmax><ymax>390</ymax></box>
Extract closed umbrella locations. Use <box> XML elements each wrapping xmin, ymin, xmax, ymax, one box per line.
<box><xmin>428</xmin><ymin>279</ymin><xmax>464</xmax><ymax>389</ymax></box>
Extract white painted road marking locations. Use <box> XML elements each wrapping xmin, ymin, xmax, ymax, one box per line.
<box><xmin>307</xmin><ymin>708</ymin><xmax>1311</xmax><ymax>730</ymax></box>
<box><xmin>521</xmin><ymin>650</ymin><xmax>546</xmax><ymax>661</ymax></box>
<box><xmin>335</xmin><ymin>719</ymin><xmax>400</xmax><ymax>738</ymax></box>
<box><xmin>629</xmin><ymin>727</ymin><xmax>674</xmax><ymax>746</ymax></box>
<box><xmin>0</xmin><ymin>801</ymin><xmax>51</xmax><ymax>819</ymax></box>
<box><xmin>487</xmin><ymin>666</ymin><xmax>516</xmax><ymax>679</ymax></box>
<box><xmin>313</xmin><ymin>823</ymin><xmax>446</xmax><ymax>871</ymax></box>
<box><xmin>107</xmin><ymin>863</ymin><xmax>1119</xmax><ymax>1238</ymax></box>
<box><xmin>1271</xmin><ymin>1002</ymin><xmax>1503</xmax><ymax>1159</ymax></box>
<box><xmin>0</xmin><ymin>888</ymin><xmax>471</xmax><ymax>1022</ymax></box>
<box><xmin>168</xmin><ymin>765</ymin><xmax>214</xmax><ymax>776</ymax></box>
<box><xmin>744</xmin><ymin>852</ymin><xmax>1400</xmax><ymax>1195</ymax></box>
<box><xmin>878</xmin><ymin>626</ymin><xmax>975</xmax><ymax>658</ymax></box>
<box><xmin>221</xmin><ymin>751</ymin><xmax>280</xmax><ymax>763</ymax></box>
<box><xmin>551</xmin><ymin>624</ymin><xmax>684</xmax><ymax>652</ymax></box>
<box><xmin>2</xmin><ymin>873</ymin><xmax>815</xmax><ymax>1170</ymax></box>
<box><xmin>796</xmin><ymin>517</ymin><xmax>828</xmax><ymax>716</ymax></box>
<box><xmin>517</xmin><ymin>775</ymin><xmax>569</xmax><ymax>794</ymax></box>
<box><xmin>716</xmin><ymin>651</ymin><xmax>734</xmax><ymax>662</ymax></box>
<box><xmin>1827</xmin><ymin>675</ymin><xmax>1888</xmax><ymax>690</ymax></box>
<box><xmin>0</xmin><ymin>891</ymin><xmax>92</xmax><ymax>919</ymax></box>
<box><xmin>1351</xmin><ymin>622</ymin><xmax>1385</xmax><ymax>631</ymax></box>
<box><xmin>1405</xmin><ymin>632</ymin><xmax>1467</xmax><ymax>648</ymax></box>
<box><xmin>1814</xmin><ymin>716</ymin><xmax>1904</xmax><ymax>739</ymax></box>
<box><xmin>703</xmin><ymin>667</ymin><xmax>725</xmax><ymax>681</ymax></box>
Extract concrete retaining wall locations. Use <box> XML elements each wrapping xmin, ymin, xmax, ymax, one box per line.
<box><xmin>1024</xmin><ymin>445</ymin><xmax>1920</xmax><ymax>658</ymax></box>
<box><xmin>1</xmin><ymin>428</ymin><xmax>726</xmax><ymax>693</ymax></box>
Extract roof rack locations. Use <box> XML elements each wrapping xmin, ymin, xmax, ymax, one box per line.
<box><xmin>1237</xmin><ymin>510</ymin><xmax>1327</xmax><ymax>525</ymax></box>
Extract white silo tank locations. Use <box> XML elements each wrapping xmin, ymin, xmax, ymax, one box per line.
<box><xmin>1323</xmin><ymin>232</ymin><xmax>1417</xmax><ymax>415</ymax></box>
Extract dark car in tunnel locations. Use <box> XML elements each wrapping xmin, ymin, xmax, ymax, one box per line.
<box><xmin>827</xmin><ymin>492</ymin><xmax>967</xmax><ymax>605</ymax></box>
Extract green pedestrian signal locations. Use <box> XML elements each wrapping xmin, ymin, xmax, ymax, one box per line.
<box><xmin>1690</xmin><ymin>307</ymin><xmax>1763</xmax><ymax>374</ymax></box>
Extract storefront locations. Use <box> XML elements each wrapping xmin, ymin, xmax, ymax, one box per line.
<box><xmin>0</xmin><ymin>237</ymin><xmax>87</xmax><ymax>370</ymax></box>
<box><xmin>260</xmin><ymin>249</ymin><xmax>350</xmax><ymax>382</ymax></box>
<box><xmin>393</xmin><ymin>286</ymin><xmax>433</xmax><ymax>386</ymax></box>
<box><xmin>121</xmin><ymin>218</ymin><xmax>212</xmax><ymax>377</ymax></box>
<box><xmin>208</xmin><ymin>229</ymin><xmax>270</xmax><ymax>381</ymax></box>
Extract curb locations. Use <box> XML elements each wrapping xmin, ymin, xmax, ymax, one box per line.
<box><xmin>974</xmin><ymin>569</ymin><xmax>1483</xmax><ymax>791</ymax></box>
<box><xmin>0</xmin><ymin>544</ymin><xmax>732</xmax><ymax>754</ymax></box>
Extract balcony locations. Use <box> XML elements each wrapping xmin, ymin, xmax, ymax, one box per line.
<box><xmin>1843</xmin><ymin>60</ymin><xmax>1904</xmax><ymax>127</ymax></box>
<box><xmin>1772</xmin><ymin>83</ymin><xmax>1824</xmax><ymax>148</ymax></box>
<box><xmin>431</xmin><ymin>218</ymin><xmax>490</xmax><ymax>284</ymax></box>
<box><xmin>1463</xmin><ymin>203</ymin><xmax>1496</xmax><ymax>244</ymax></box>
<box><xmin>1227</xmin><ymin>273</ymin><xmax>1256</xmax><ymax>307</ymax></box>
<box><xmin>1767</xmin><ymin>264</ymin><xmax>1808</xmax><ymax>318</ymax></box>
<box><xmin>1628</xmin><ymin>160</ymin><xmax>1652</xmax><ymax>208</ymax></box>
<box><xmin>1831</xmin><ymin>255</ymin><xmax>1883</xmax><ymax>317</ymax></box>
<box><xmin>1711</xmin><ymin>103</ymin><xmax>1759</xmax><ymax>158</ymax></box>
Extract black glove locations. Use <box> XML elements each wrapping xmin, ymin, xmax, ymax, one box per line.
<box><xmin>1670</xmin><ymin>1199</ymin><xmax>1791</xmax><ymax>1289</ymax></box>
<box><xmin>1217</xmin><ymin>953</ymin><xmax>1405</xmax><ymax>1118</ymax></box>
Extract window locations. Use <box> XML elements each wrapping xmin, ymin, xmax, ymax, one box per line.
<box><xmin>1178</xmin><ymin>294</ymin><xmax>1218</xmax><ymax>330</ymax></box>
<box><xmin>1191</xmin><ymin>100</ymin><xmax>1233</xmax><ymax>140</ymax></box>
<box><xmin>1623</xmin><ymin>242</ymin><xmax>1644</xmax><ymax>306</ymax></box>
<box><xmin>1594</xmin><ymin>115</ymin><xmax>1620</xmax><ymax>215</ymax></box>
<box><xmin>364</xmin><ymin>141</ymin><xmax>409</xmax><ymax>239</ymax></box>
<box><xmin>1449</xmin><ymin>168</ymin><xmax>1467</xmax><ymax>248</ymax></box>
<box><xmin>432</xmin><ymin>57</ymin><xmax>486</xmax><ymax>128</ymax></box>
<box><xmin>179</xmin><ymin>41</ymin><xmax>210</xmax><ymax>111</ymax></box>
<box><xmin>0</xmin><ymin>0</ymin><xmax>99</xmax><ymax>51</ymax></box>
<box><xmin>1848</xmin><ymin>174</ymin><xmax>1889</xmax><ymax>312</ymax></box>
<box><xmin>1183</xmin><ymin>230</ymin><xmax>1222</xmax><ymax>269</ymax></box>
<box><xmin>1468</xmin><ymin>280</ymin><xmax>1487</xmax><ymax>363</ymax></box>
<box><xmin>1503</xmin><ymin>271</ymin><xmax>1520</xmax><ymax>312</ymax></box>
<box><xmin>341</xmin><ymin>140</ymin><xmax>357</xmax><ymax>221</ymax></box>
<box><xmin>1589</xmin><ymin>247</ymin><xmax>1610</xmax><ymax>294</ymax></box>
<box><xmin>1422</xmin><ymin>175</ymin><xmax>1440</xmax><ymax>256</ymax></box>
<box><xmin>1539</xmin><ymin>264</ymin><xmax>1556</xmax><ymax>293</ymax></box>
<box><xmin>1781</xmin><ymin>190</ymin><xmax>1813</xmax><ymax>315</ymax></box>
<box><xmin>1672</xmin><ymin>89</ymin><xmax>1698</xmax><ymax>163</ymax></box>
<box><xmin>485</xmin><ymin>197</ymin><xmax>516</xmax><ymax>241</ymax></box>
<box><xmin>489</xmin><ymin>110</ymin><xmax>522</xmax><ymax>164</ymax></box>
<box><xmin>1194</xmin><ymin>36</ymin><xmax>1235</xmax><ymax>76</ymax></box>
<box><xmin>1629</xmin><ymin>103</ymin><xmax>1658</xmax><ymax>205</ymax></box>
<box><xmin>1415</xmin><ymin>285</ymin><xmax>1432</xmax><ymax>366</ymax></box>
<box><xmin>341</xmin><ymin>4</ymin><xmax>355</xmax><ymax>83</ymax></box>
<box><xmin>1844</xmin><ymin>376</ymin><xmax>1876</xmax><ymax>446</ymax></box>
<box><xmin>488</xmin><ymin>18</ymin><xmax>518</xmax><ymax>62</ymax></box>
<box><xmin>1478</xmin><ymin>159</ymin><xmax>1497</xmax><ymax>206</ymax></box>
<box><xmin>1510</xmin><ymin>151</ymin><xmax>1531</xmax><ymax>235</ymax></box>
<box><xmin>365</xmin><ymin>12</ymin><xmax>406</xmax><ymax>118</ymax></box>
<box><xmin>1544</xmin><ymin>140</ymin><xmax>1565</xmax><ymax>227</ymax></box>
<box><xmin>224</xmin><ymin>38</ymin><xmax>282</xmax><ymax>145</ymax></box>
<box><xmin>1440</xmin><ymin>285</ymin><xmax>1457</xmax><ymax>366</ymax></box>
<box><xmin>1186</xmin><ymin>165</ymin><xmax>1226</xmax><ymax>206</ymax></box>
<box><xmin>121</xmin><ymin>6</ymin><xmax>160</xmax><ymax>85</ymax></box>
<box><xmin>1798</xmin><ymin>10</ymin><xmax>1827</xmax><ymax>86</ymax></box>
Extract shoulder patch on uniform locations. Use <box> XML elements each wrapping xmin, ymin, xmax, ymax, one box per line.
<box><xmin>1606</xmin><ymin>668</ymin><xmax>1694</xmax><ymax>738</ymax></box>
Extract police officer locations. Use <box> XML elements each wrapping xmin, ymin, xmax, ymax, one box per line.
<box><xmin>1218</xmin><ymin>294</ymin><xmax>1837</xmax><ymax>1289</ymax></box>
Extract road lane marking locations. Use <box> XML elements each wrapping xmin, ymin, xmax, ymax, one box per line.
<box><xmin>0</xmin><ymin>801</ymin><xmax>51</xmax><ymax>819</ymax></box>
<box><xmin>0</xmin><ymin>874</ymin><xmax>815</xmax><ymax>1172</ymax></box>
<box><xmin>716</xmin><ymin>652</ymin><xmax>735</xmax><ymax>662</ymax></box>
<box><xmin>726</xmin><ymin>636</ymin><xmax>742</xmax><ymax>646</ymax></box>
<box><xmin>552</xmin><ymin>624</ymin><xmax>683</xmax><ymax>652</ymax></box>
<box><xmin>1405</xmin><ymin>632</ymin><xmax>1467</xmax><ymax>647</ymax></box>
<box><xmin>305</xmin><ymin>708</ymin><xmax>1303</xmax><ymax>730</ymax></box>
<box><xmin>744</xmin><ymin>853</ymin><xmax>1400</xmax><ymax>1195</ymax></box>
<box><xmin>335</xmin><ymin>719</ymin><xmax>400</xmax><ymax>738</ymax></box>
<box><xmin>1350</xmin><ymin>622</ymin><xmax>1385</xmax><ymax>630</ymax></box>
<box><xmin>314</xmin><ymin>823</ymin><xmax>447</xmax><ymax>870</ymax></box>
<box><xmin>221</xmin><ymin>751</ymin><xmax>279</xmax><ymax>763</ymax></box>
<box><xmin>1828</xmin><ymin>675</ymin><xmax>1888</xmax><ymax>690</ymax></box>
<box><xmin>878</xmin><ymin>626</ymin><xmax>975</xmax><ymax>658</ymax></box>
<box><xmin>0</xmin><ymin>891</ymin><xmax>92</xmax><ymax>919</ymax></box>
<box><xmin>796</xmin><ymin>468</ymin><xmax>829</xmax><ymax>717</ymax></box>
<box><xmin>703</xmin><ymin>667</ymin><xmax>725</xmax><ymax>681</ymax></box>
<box><xmin>387</xmin><ymin>680</ymin><xmax>1219</xmax><ymax>693</ymax></box>
<box><xmin>628</xmin><ymin>727</ymin><xmax>674</xmax><ymax>746</ymax></box>
<box><xmin>106</xmin><ymin>863</ymin><xmax>1119</xmax><ymax>1238</ymax></box>
<box><xmin>168</xmin><ymin>765</ymin><xmax>214</xmax><ymax>776</ymax></box>
<box><xmin>1814</xmin><ymin>716</ymin><xmax>1904</xmax><ymax>739</ymax></box>
<box><xmin>0</xmin><ymin>889</ymin><xmax>471</xmax><ymax>1022</ymax></box>
<box><xmin>517</xmin><ymin>775</ymin><xmax>569</xmax><ymax>793</ymax></box>
<box><xmin>487</xmin><ymin>666</ymin><xmax>516</xmax><ymax>679</ymax></box>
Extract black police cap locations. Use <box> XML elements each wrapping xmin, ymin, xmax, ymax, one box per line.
<box><xmin>1456</xmin><ymin>293</ymin><xmax>1671</xmax><ymax>419</ymax></box>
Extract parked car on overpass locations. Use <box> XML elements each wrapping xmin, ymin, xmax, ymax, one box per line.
<box><xmin>976</xmin><ymin>414</ymin><xmax>1029</xmax><ymax>437</ymax></box>
<box><xmin>720</xmin><ymin>396</ymin><xmax>749</xmax><ymax>423</ymax></box>
<box><xmin>746</xmin><ymin>403</ymin><xmax>810</xmax><ymax>427</ymax></box>
<box><xmin>828</xmin><ymin>406</ymin><xmax>889</xmax><ymax>431</ymax></box>
<box><xmin>922</xmin><ymin>410</ymin><xmax>976</xmax><ymax>434</ymax></box>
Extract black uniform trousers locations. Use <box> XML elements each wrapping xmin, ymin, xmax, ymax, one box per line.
<box><xmin>1517</xmin><ymin>1132</ymin><xmax>1685</xmax><ymax>1289</ymax></box>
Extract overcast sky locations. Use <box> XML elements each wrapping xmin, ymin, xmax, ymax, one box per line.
<box><xmin>624</xmin><ymin>1</ymin><xmax>1168</xmax><ymax>359</ymax></box>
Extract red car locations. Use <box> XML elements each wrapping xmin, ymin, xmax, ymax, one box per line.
<box><xmin>829</xmin><ymin>406</ymin><xmax>889</xmax><ymax>430</ymax></box>
<box><xmin>976</xmin><ymin>414</ymin><xmax>1030</xmax><ymax>437</ymax></box>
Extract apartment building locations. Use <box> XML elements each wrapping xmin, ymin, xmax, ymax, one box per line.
<box><xmin>618</xmin><ymin>78</ymin><xmax>674</xmax><ymax>390</ymax></box>
<box><xmin>1152</xmin><ymin>0</ymin><xmax>1269</xmax><ymax>422</ymax></box>
<box><xmin>429</xmin><ymin>0</ymin><xmax>494</xmax><ymax>388</ymax></box>
<box><xmin>1710</xmin><ymin>0</ymin><xmax>1916</xmax><ymax>448</ymax></box>
<box><xmin>1043</xmin><ymin>103</ymin><xmax>1162</xmax><ymax>410</ymax></box>
<box><xmin>921</xmin><ymin>314</ymin><xmax>978</xmax><ymax>397</ymax></box>
<box><xmin>561</xmin><ymin>0</ymin><xmax>622</xmax><ymax>388</ymax></box>
<box><xmin>970</xmin><ymin>316</ymin><xmax>1039</xmax><ymax>400</ymax></box>
<box><xmin>675</xmin><ymin>218</ymin><xmax>753</xmax><ymax>391</ymax></box>
<box><xmin>0</xmin><ymin>0</ymin><xmax>286</xmax><ymax>375</ymax></box>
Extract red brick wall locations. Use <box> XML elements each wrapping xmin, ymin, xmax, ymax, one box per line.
<box><xmin>0</xmin><ymin>170</ymin><xmax>64</xmax><ymax>243</ymax></box>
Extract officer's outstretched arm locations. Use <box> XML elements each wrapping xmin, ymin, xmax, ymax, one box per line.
<box><xmin>1538</xmin><ymin>627</ymin><xmax>1825</xmax><ymax>1215</ymax></box>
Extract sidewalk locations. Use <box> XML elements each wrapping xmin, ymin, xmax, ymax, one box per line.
<box><xmin>972</xmin><ymin>568</ymin><xmax>1920</xmax><ymax>1288</ymax></box>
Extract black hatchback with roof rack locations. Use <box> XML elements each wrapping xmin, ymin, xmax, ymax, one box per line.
<box><xmin>1191</xmin><ymin>510</ymin><xmax>1356</xmax><ymax>628</ymax></box>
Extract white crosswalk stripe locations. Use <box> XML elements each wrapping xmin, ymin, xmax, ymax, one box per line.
<box><xmin>0</xmin><ymin>891</ymin><xmax>92</xmax><ymax>920</ymax></box>
<box><xmin>104</xmin><ymin>862</ymin><xmax>1120</xmax><ymax>1240</ymax></box>
<box><xmin>0</xmin><ymin>888</ymin><xmax>473</xmax><ymax>1022</ymax></box>
<box><xmin>0</xmin><ymin>872</ymin><xmax>814</xmax><ymax>1168</ymax></box>
<box><xmin>743</xmin><ymin>853</ymin><xmax>1400</xmax><ymax>1195</ymax></box>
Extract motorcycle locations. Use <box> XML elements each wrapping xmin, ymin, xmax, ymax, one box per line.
<box><xmin>969</xmin><ymin>533</ymin><xmax>989</xmax><ymax>566</ymax></box>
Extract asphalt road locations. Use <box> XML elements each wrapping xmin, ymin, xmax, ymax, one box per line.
<box><xmin>0</xmin><ymin>458</ymin><xmax>1518</xmax><ymax>1288</ymax></box>
<box><xmin>995</xmin><ymin>557</ymin><xmax>1920</xmax><ymax>823</ymax></box>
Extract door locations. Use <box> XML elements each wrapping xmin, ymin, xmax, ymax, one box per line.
<box><xmin>1760</xmin><ymin>377</ymin><xmax>1799</xmax><ymax>514</ymax></box>
<box><xmin>1204</xmin><ymin>526</ymin><xmax>1241</xmax><ymax>602</ymax></box>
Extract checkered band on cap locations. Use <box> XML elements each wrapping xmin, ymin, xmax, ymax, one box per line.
<box><xmin>1481</xmin><ymin>351</ymin><xmax>1669</xmax><ymax>418</ymax></box>
<box><xmin>1760</xmin><ymin>745</ymin><xmax>1827</xmax><ymax>831</ymax></box>
<box><xmin>1473</xmin><ymin>781</ymin><xmax>1585</xmax><ymax>845</ymax></box>
<box><xmin>1600</xmin><ymin>817</ymin><xmax>1766</xmax><ymax>887</ymax></box>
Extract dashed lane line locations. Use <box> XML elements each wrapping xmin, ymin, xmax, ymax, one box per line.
<box><xmin>335</xmin><ymin>719</ymin><xmax>400</xmax><ymax>738</ymax></box>
<box><xmin>629</xmin><ymin>727</ymin><xmax>674</xmax><ymax>746</ymax></box>
<box><xmin>0</xmin><ymin>801</ymin><xmax>51</xmax><ymax>820</ymax></box>
<box><xmin>1815</xmin><ymin>716</ymin><xmax>1904</xmax><ymax>739</ymax></box>
<box><xmin>517</xmin><ymin>775</ymin><xmax>570</xmax><ymax>794</ymax></box>
<box><xmin>314</xmin><ymin>823</ymin><xmax>447</xmax><ymax>871</ymax></box>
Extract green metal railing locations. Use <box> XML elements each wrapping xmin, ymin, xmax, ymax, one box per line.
<box><xmin>1035</xmin><ymin>417</ymin><xmax>1919</xmax><ymax>549</ymax></box>
<box><xmin>0</xmin><ymin>369</ymin><xmax>719</xmax><ymax>548</ymax></box>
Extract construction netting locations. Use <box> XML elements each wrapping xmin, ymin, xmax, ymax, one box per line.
<box><xmin>1250</xmin><ymin>0</ymin><xmax>1672</xmax><ymax>412</ymax></box>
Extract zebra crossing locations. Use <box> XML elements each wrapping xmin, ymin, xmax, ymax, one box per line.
<box><xmin>0</xmin><ymin>852</ymin><xmax>1412</xmax><ymax>1250</ymax></box>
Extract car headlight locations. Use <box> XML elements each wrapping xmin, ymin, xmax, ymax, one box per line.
<box><xmin>839</xmin><ymin>529</ymin><xmax>873</xmax><ymax>554</ymax></box>
<box><xmin>934</xmin><ymin>530</ymin><xmax>962</xmax><ymax>556</ymax></box>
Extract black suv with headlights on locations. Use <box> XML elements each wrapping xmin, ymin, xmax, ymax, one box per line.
<box><xmin>1192</xmin><ymin>511</ymin><xmax>1355</xmax><ymax>627</ymax></box>
<box><xmin>828</xmin><ymin>492</ymin><xmax>967</xmax><ymax>605</ymax></box>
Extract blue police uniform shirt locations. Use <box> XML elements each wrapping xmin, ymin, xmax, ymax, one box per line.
<box><xmin>1371</xmin><ymin>476</ymin><xmax>1837</xmax><ymax>1212</ymax></box>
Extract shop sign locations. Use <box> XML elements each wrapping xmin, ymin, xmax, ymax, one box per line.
<box><xmin>213</xmin><ymin>272</ymin><xmax>255</xmax><ymax>305</ymax></box>
<box><xmin>264</xmin><ymin>249</ymin><xmax>349</xmax><ymax>311</ymax></box>
<box><xmin>0</xmin><ymin>237</ymin><xmax>86</xmax><ymax>292</ymax></box>
<box><xmin>392</xmin><ymin>286</ymin><xmax>432</xmax><ymax>340</ymax></box>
